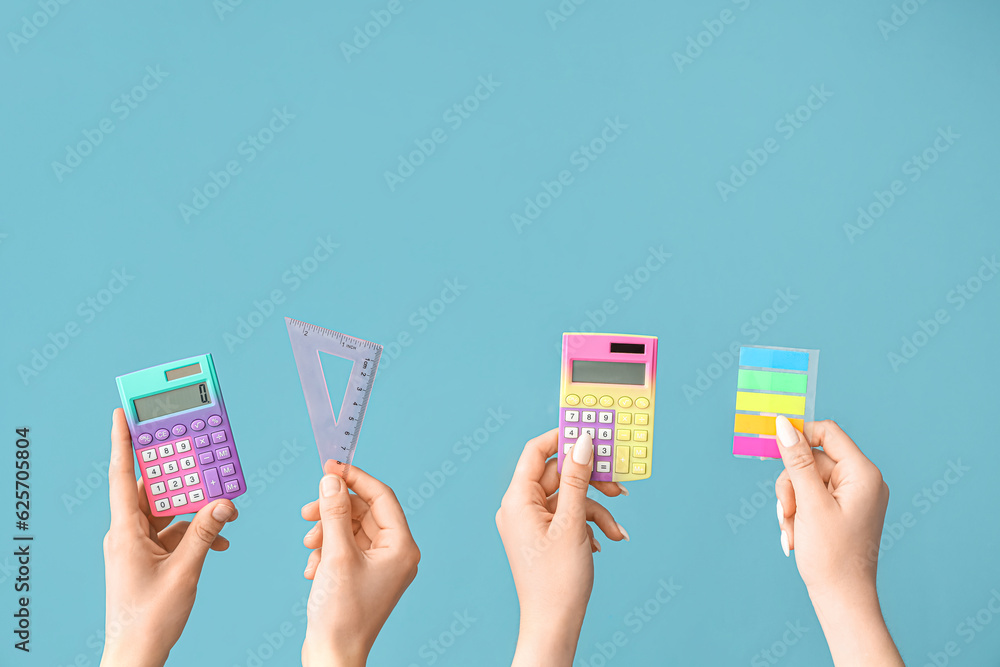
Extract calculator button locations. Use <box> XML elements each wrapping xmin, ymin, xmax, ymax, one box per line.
<box><xmin>224</xmin><ymin>479</ymin><xmax>241</xmax><ymax>494</ymax></box>
<box><xmin>596</xmin><ymin>461</ymin><xmax>612</xmax><ymax>473</ymax></box>
<box><xmin>175</xmin><ymin>439</ymin><xmax>192</xmax><ymax>453</ymax></box>
<box><xmin>564</xmin><ymin>427</ymin><xmax>579</xmax><ymax>439</ymax></box>
<box><xmin>635</xmin><ymin>397</ymin><xmax>650</xmax><ymax>409</ymax></box>
<box><xmin>163</xmin><ymin>461</ymin><xmax>180</xmax><ymax>475</ymax></box>
<box><xmin>199</xmin><ymin>451</ymin><xmax>215</xmax><ymax>465</ymax></box>
<box><xmin>220</xmin><ymin>463</ymin><xmax>236</xmax><ymax>476</ymax></box>
<box><xmin>158</xmin><ymin>444</ymin><xmax>174</xmax><ymax>458</ymax></box>
<box><xmin>194</xmin><ymin>435</ymin><xmax>210</xmax><ymax>448</ymax></box>
<box><xmin>184</xmin><ymin>472</ymin><xmax>200</xmax><ymax>486</ymax></box>
<box><xmin>564</xmin><ymin>410</ymin><xmax>579</xmax><ymax>423</ymax></box>
<box><xmin>631</xmin><ymin>462</ymin><xmax>646</xmax><ymax>475</ymax></box>
<box><xmin>150</xmin><ymin>481</ymin><xmax>166</xmax><ymax>496</ymax></box>
<box><xmin>599</xmin><ymin>395</ymin><xmax>614</xmax><ymax>407</ymax></box>
<box><xmin>154</xmin><ymin>498</ymin><xmax>171</xmax><ymax>512</ymax></box>
<box><xmin>582</xmin><ymin>411</ymin><xmax>596</xmax><ymax>423</ymax></box>
<box><xmin>155</xmin><ymin>429</ymin><xmax>170</xmax><ymax>440</ymax></box>
<box><xmin>633</xmin><ymin>430</ymin><xmax>648</xmax><ymax>442</ymax></box>
<box><xmin>617</xmin><ymin>413</ymin><xmax>632</xmax><ymax>424</ymax></box>
<box><xmin>146</xmin><ymin>465</ymin><xmax>162</xmax><ymax>479</ymax></box>
<box><xmin>137</xmin><ymin>433</ymin><xmax>153</xmax><ymax>445</ymax></box>
<box><xmin>617</xmin><ymin>429</ymin><xmax>631</xmax><ymax>441</ymax></box>
<box><xmin>564</xmin><ymin>442</ymin><xmax>573</xmax><ymax>454</ymax></box>
<box><xmin>633</xmin><ymin>446</ymin><xmax>648</xmax><ymax>459</ymax></box>
<box><xmin>565</xmin><ymin>394</ymin><xmax>580</xmax><ymax>406</ymax></box>
<box><xmin>204</xmin><ymin>468</ymin><xmax>223</xmax><ymax>497</ymax></box>
<box><xmin>141</xmin><ymin>449</ymin><xmax>157</xmax><ymax>463</ymax></box>
<box><xmin>207</xmin><ymin>415</ymin><xmax>223</xmax><ymax>427</ymax></box>
<box><xmin>615</xmin><ymin>447</ymin><xmax>630</xmax><ymax>473</ymax></box>
<box><xmin>180</xmin><ymin>456</ymin><xmax>196</xmax><ymax>470</ymax></box>
<box><xmin>597</xmin><ymin>428</ymin><xmax>613</xmax><ymax>440</ymax></box>
<box><xmin>171</xmin><ymin>493</ymin><xmax>188</xmax><ymax>508</ymax></box>
<box><xmin>211</xmin><ymin>430</ymin><xmax>227</xmax><ymax>444</ymax></box>
<box><xmin>634</xmin><ymin>413</ymin><xmax>649</xmax><ymax>426</ymax></box>
<box><xmin>172</xmin><ymin>424</ymin><xmax>187</xmax><ymax>436</ymax></box>
<box><xmin>167</xmin><ymin>477</ymin><xmax>183</xmax><ymax>492</ymax></box>
<box><xmin>617</xmin><ymin>396</ymin><xmax>633</xmax><ymax>408</ymax></box>
<box><xmin>582</xmin><ymin>395</ymin><xmax>597</xmax><ymax>406</ymax></box>
<box><xmin>215</xmin><ymin>447</ymin><xmax>231</xmax><ymax>460</ymax></box>
<box><xmin>598</xmin><ymin>411</ymin><xmax>614</xmax><ymax>424</ymax></box>
<box><xmin>596</xmin><ymin>444</ymin><xmax>612</xmax><ymax>457</ymax></box>
<box><xmin>191</xmin><ymin>419</ymin><xmax>206</xmax><ymax>431</ymax></box>
<box><xmin>189</xmin><ymin>489</ymin><xmax>206</xmax><ymax>503</ymax></box>
<box><xmin>581</xmin><ymin>427</ymin><xmax>596</xmax><ymax>438</ymax></box>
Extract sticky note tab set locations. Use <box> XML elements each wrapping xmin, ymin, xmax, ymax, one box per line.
<box><xmin>732</xmin><ymin>346</ymin><xmax>819</xmax><ymax>459</ymax></box>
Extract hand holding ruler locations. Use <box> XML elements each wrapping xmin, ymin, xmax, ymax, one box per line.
<box><xmin>285</xmin><ymin>317</ymin><xmax>382</xmax><ymax>471</ymax></box>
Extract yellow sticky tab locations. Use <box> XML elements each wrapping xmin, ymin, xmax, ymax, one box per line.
<box><xmin>735</xmin><ymin>392</ymin><xmax>806</xmax><ymax>416</ymax></box>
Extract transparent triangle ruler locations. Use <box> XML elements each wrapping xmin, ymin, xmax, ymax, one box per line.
<box><xmin>285</xmin><ymin>317</ymin><xmax>382</xmax><ymax>471</ymax></box>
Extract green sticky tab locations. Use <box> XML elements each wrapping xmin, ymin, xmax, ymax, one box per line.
<box><xmin>737</xmin><ymin>369</ymin><xmax>808</xmax><ymax>394</ymax></box>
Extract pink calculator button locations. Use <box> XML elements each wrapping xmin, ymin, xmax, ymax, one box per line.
<box><xmin>195</xmin><ymin>435</ymin><xmax>210</xmax><ymax>448</ymax></box>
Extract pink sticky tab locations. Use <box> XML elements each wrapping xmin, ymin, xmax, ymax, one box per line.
<box><xmin>733</xmin><ymin>435</ymin><xmax>780</xmax><ymax>459</ymax></box>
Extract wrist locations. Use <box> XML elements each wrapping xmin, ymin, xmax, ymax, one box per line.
<box><xmin>101</xmin><ymin>641</ymin><xmax>169</xmax><ymax>667</ymax></box>
<box><xmin>512</xmin><ymin>612</ymin><xmax>583</xmax><ymax>667</ymax></box>
<box><xmin>302</xmin><ymin>636</ymin><xmax>367</xmax><ymax>667</ymax></box>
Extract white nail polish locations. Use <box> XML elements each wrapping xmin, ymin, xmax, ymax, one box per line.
<box><xmin>776</xmin><ymin>499</ymin><xmax>784</xmax><ymax>527</ymax></box>
<box><xmin>616</xmin><ymin>482</ymin><xmax>629</xmax><ymax>497</ymax></box>
<box><xmin>572</xmin><ymin>432</ymin><xmax>594</xmax><ymax>465</ymax></box>
<box><xmin>775</xmin><ymin>416</ymin><xmax>798</xmax><ymax>448</ymax></box>
<box><xmin>617</xmin><ymin>523</ymin><xmax>630</xmax><ymax>542</ymax></box>
<box><xmin>780</xmin><ymin>530</ymin><xmax>790</xmax><ymax>557</ymax></box>
<box><xmin>593</xmin><ymin>538</ymin><xmax>601</xmax><ymax>552</ymax></box>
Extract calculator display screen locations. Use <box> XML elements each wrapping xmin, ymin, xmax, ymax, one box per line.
<box><xmin>134</xmin><ymin>382</ymin><xmax>211</xmax><ymax>422</ymax></box>
<box><xmin>572</xmin><ymin>360</ymin><xmax>645</xmax><ymax>385</ymax></box>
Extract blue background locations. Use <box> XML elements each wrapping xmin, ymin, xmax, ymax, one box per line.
<box><xmin>3</xmin><ymin>0</ymin><xmax>999</xmax><ymax>665</ymax></box>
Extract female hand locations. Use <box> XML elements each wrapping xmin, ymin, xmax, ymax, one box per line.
<box><xmin>299</xmin><ymin>462</ymin><xmax>421</xmax><ymax>667</ymax></box>
<box><xmin>102</xmin><ymin>409</ymin><xmax>238</xmax><ymax>667</ymax></box>
<box><xmin>496</xmin><ymin>430</ymin><xmax>628</xmax><ymax>667</ymax></box>
<box><xmin>774</xmin><ymin>417</ymin><xmax>903</xmax><ymax>666</ymax></box>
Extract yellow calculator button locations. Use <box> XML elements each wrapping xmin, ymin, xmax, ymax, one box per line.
<box><xmin>617</xmin><ymin>413</ymin><xmax>632</xmax><ymax>425</ymax></box>
<box><xmin>633</xmin><ymin>430</ymin><xmax>647</xmax><ymax>442</ymax></box>
<box><xmin>617</xmin><ymin>429</ymin><xmax>631</xmax><ymax>441</ymax></box>
<box><xmin>631</xmin><ymin>462</ymin><xmax>646</xmax><ymax>476</ymax></box>
<box><xmin>599</xmin><ymin>395</ymin><xmax>614</xmax><ymax>407</ymax></box>
<box><xmin>635</xmin><ymin>397</ymin><xmax>649</xmax><ymax>409</ymax></box>
<box><xmin>615</xmin><ymin>446</ymin><xmax>630</xmax><ymax>473</ymax></box>
<box><xmin>618</xmin><ymin>396</ymin><xmax>633</xmax><ymax>408</ymax></box>
<box><xmin>634</xmin><ymin>413</ymin><xmax>649</xmax><ymax>426</ymax></box>
<box><xmin>583</xmin><ymin>395</ymin><xmax>597</xmax><ymax>406</ymax></box>
<box><xmin>633</xmin><ymin>446</ymin><xmax>647</xmax><ymax>459</ymax></box>
<box><xmin>566</xmin><ymin>394</ymin><xmax>580</xmax><ymax>406</ymax></box>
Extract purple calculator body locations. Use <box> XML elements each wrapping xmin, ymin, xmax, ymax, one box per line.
<box><xmin>116</xmin><ymin>354</ymin><xmax>246</xmax><ymax>517</ymax></box>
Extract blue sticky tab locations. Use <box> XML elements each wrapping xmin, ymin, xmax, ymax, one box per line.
<box><xmin>739</xmin><ymin>347</ymin><xmax>809</xmax><ymax>371</ymax></box>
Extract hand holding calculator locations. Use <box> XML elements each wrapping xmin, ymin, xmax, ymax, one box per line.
<box><xmin>557</xmin><ymin>332</ymin><xmax>658</xmax><ymax>482</ymax></box>
<box><xmin>116</xmin><ymin>354</ymin><xmax>246</xmax><ymax>516</ymax></box>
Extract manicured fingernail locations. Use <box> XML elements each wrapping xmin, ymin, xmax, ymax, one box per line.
<box><xmin>572</xmin><ymin>432</ymin><xmax>593</xmax><ymax>465</ymax></box>
<box><xmin>212</xmin><ymin>503</ymin><xmax>234</xmax><ymax>522</ymax></box>
<box><xmin>321</xmin><ymin>475</ymin><xmax>341</xmax><ymax>497</ymax></box>
<box><xmin>775</xmin><ymin>416</ymin><xmax>798</xmax><ymax>448</ymax></box>
<box><xmin>617</xmin><ymin>523</ymin><xmax>630</xmax><ymax>542</ymax></box>
<box><xmin>780</xmin><ymin>530</ymin><xmax>790</xmax><ymax>557</ymax></box>
<box><xmin>593</xmin><ymin>538</ymin><xmax>601</xmax><ymax>552</ymax></box>
<box><xmin>616</xmin><ymin>483</ymin><xmax>629</xmax><ymax>497</ymax></box>
<box><xmin>776</xmin><ymin>499</ymin><xmax>784</xmax><ymax>526</ymax></box>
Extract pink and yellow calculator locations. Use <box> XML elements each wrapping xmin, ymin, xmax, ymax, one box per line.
<box><xmin>557</xmin><ymin>333</ymin><xmax>658</xmax><ymax>482</ymax></box>
<box><xmin>116</xmin><ymin>354</ymin><xmax>246</xmax><ymax>517</ymax></box>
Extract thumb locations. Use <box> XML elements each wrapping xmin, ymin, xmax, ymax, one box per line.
<box><xmin>319</xmin><ymin>474</ymin><xmax>358</xmax><ymax>562</ymax></box>
<box><xmin>775</xmin><ymin>416</ymin><xmax>831</xmax><ymax>510</ymax></box>
<box><xmin>173</xmin><ymin>500</ymin><xmax>236</xmax><ymax>572</ymax></box>
<box><xmin>554</xmin><ymin>432</ymin><xmax>594</xmax><ymax>532</ymax></box>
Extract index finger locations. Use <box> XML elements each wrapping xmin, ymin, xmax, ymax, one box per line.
<box><xmin>510</xmin><ymin>429</ymin><xmax>559</xmax><ymax>487</ymax></box>
<box><xmin>340</xmin><ymin>464</ymin><xmax>410</xmax><ymax>531</ymax></box>
<box><xmin>804</xmin><ymin>420</ymin><xmax>864</xmax><ymax>463</ymax></box>
<box><xmin>109</xmin><ymin>409</ymin><xmax>141</xmax><ymax>527</ymax></box>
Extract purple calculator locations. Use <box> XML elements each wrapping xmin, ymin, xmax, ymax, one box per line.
<box><xmin>116</xmin><ymin>354</ymin><xmax>246</xmax><ymax>517</ymax></box>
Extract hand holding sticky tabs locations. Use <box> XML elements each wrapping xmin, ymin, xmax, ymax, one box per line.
<box><xmin>732</xmin><ymin>346</ymin><xmax>818</xmax><ymax>459</ymax></box>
